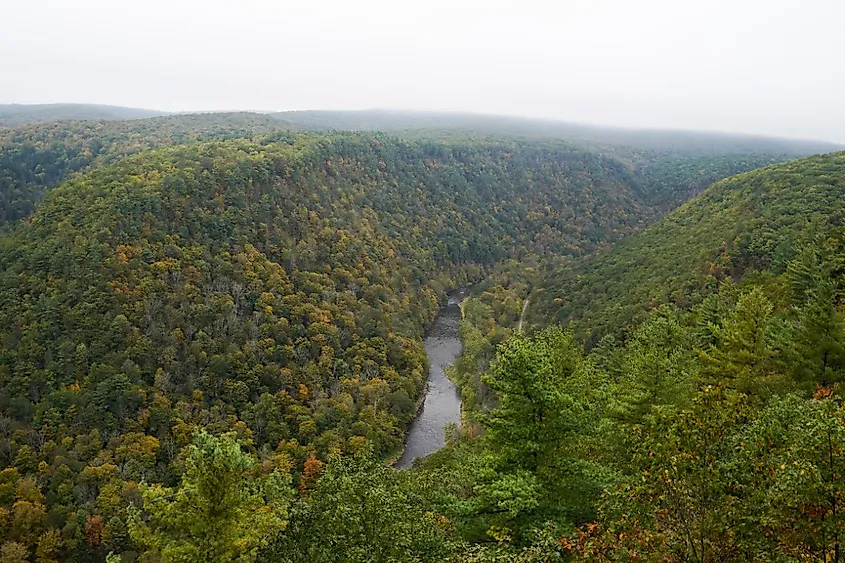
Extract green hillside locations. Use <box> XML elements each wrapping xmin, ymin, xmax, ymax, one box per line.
<box><xmin>416</xmin><ymin>150</ymin><xmax>845</xmax><ymax>561</ymax></box>
<box><xmin>275</xmin><ymin>109</ymin><xmax>840</xmax><ymax>212</ymax></box>
<box><xmin>0</xmin><ymin>119</ymin><xmax>842</xmax><ymax>561</ymax></box>
<box><xmin>1</xmin><ymin>109</ymin><xmax>823</xmax><ymax>232</ymax></box>
<box><xmin>533</xmin><ymin>152</ymin><xmax>845</xmax><ymax>344</ymax></box>
<box><xmin>0</xmin><ymin>132</ymin><xmax>683</xmax><ymax>560</ymax></box>
<box><xmin>0</xmin><ymin>113</ymin><xmax>291</xmax><ymax>226</ymax></box>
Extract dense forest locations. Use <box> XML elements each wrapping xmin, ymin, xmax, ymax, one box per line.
<box><xmin>2</xmin><ymin>106</ymin><xmax>838</xmax><ymax>230</ymax></box>
<box><xmin>0</xmin><ymin>108</ymin><xmax>842</xmax><ymax>562</ymax></box>
<box><xmin>0</xmin><ymin>132</ymin><xmax>669</xmax><ymax>561</ymax></box>
<box><xmin>435</xmin><ymin>151</ymin><xmax>845</xmax><ymax>561</ymax></box>
<box><xmin>532</xmin><ymin>153</ymin><xmax>845</xmax><ymax>344</ymax></box>
<box><xmin>0</xmin><ymin>113</ymin><xmax>292</xmax><ymax>227</ymax></box>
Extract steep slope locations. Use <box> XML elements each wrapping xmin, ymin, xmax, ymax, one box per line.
<box><xmin>0</xmin><ymin>113</ymin><xmax>291</xmax><ymax>226</ymax></box>
<box><xmin>0</xmin><ymin>133</ymin><xmax>659</xmax><ymax>485</ymax></box>
<box><xmin>274</xmin><ymin>109</ymin><xmax>840</xmax><ymax>212</ymax></box>
<box><xmin>0</xmin><ymin>126</ymin><xmax>842</xmax><ymax>562</ymax></box>
<box><xmin>533</xmin><ymin>152</ymin><xmax>845</xmax><ymax>343</ymax></box>
<box><xmin>2</xmin><ymin>109</ymin><xmax>831</xmax><ymax>231</ymax></box>
<box><xmin>411</xmin><ymin>153</ymin><xmax>845</xmax><ymax>561</ymax></box>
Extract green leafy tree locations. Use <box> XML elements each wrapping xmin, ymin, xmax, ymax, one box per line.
<box><xmin>481</xmin><ymin>328</ymin><xmax>582</xmax><ymax>473</ymax></box>
<box><xmin>782</xmin><ymin>279</ymin><xmax>845</xmax><ymax>387</ymax></box>
<box><xmin>266</xmin><ymin>452</ymin><xmax>452</xmax><ymax>563</ymax></box>
<box><xmin>613</xmin><ymin>306</ymin><xmax>695</xmax><ymax>423</ymax></box>
<box><xmin>128</xmin><ymin>431</ymin><xmax>291</xmax><ymax>562</ymax></box>
<box><xmin>699</xmin><ymin>288</ymin><xmax>779</xmax><ymax>395</ymax></box>
<box><xmin>475</xmin><ymin>328</ymin><xmax>609</xmax><ymax>537</ymax></box>
<box><xmin>729</xmin><ymin>394</ymin><xmax>845</xmax><ymax>560</ymax></box>
<box><xmin>574</xmin><ymin>387</ymin><xmax>749</xmax><ymax>562</ymax></box>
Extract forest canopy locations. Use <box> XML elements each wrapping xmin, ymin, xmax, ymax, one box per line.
<box><xmin>0</xmin><ymin>110</ymin><xmax>842</xmax><ymax>562</ymax></box>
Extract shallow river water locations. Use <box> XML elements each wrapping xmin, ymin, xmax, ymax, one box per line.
<box><xmin>394</xmin><ymin>289</ymin><xmax>465</xmax><ymax>469</ymax></box>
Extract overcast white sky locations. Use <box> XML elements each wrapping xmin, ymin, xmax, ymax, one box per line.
<box><xmin>2</xmin><ymin>0</ymin><xmax>844</xmax><ymax>142</ymax></box>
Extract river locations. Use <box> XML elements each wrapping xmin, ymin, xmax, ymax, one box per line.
<box><xmin>394</xmin><ymin>288</ymin><xmax>466</xmax><ymax>469</ymax></box>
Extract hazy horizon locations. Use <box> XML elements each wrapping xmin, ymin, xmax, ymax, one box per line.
<box><xmin>3</xmin><ymin>0</ymin><xmax>844</xmax><ymax>143</ymax></box>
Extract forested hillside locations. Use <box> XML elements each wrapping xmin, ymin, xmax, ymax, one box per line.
<box><xmin>0</xmin><ymin>133</ymin><xmax>676</xmax><ymax>560</ymax></box>
<box><xmin>0</xmin><ymin>110</ymin><xmax>842</xmax><ymax>562</ymax></box>
<box><xmin>285</xmin><ymin>148</ymin><xmax>844</xmax><ymax>563</ymax></box>
<box><xmin>3</xmin><ymin>109</ymin><xmax>836</xmax><ymax>233</ymax></box>
<box><xmin>407</xmin><ymin>151</ymin><xmax>845</xmax><ymax>562</ymax></box>
<box><xmin>276</xmin><ymin>109</ymin><xmax>841</xmax><ymax>212</ymax></box>
<box><xmin>0</xmin><ymin>113</ymin><xmax>290</xmax><ymax>227</ymax></box>
<box><xmin>533</xmin><ymin>152</ymin><xmax>845</xmax><ymax>344</ymax></box>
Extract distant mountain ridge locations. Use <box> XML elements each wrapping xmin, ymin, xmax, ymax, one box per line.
<box><xmin>1</xmin><ymin>107</ymin><xmax>827</xmax><ymax>231</ymax></box>
<box><xmin>2</xmin><ymin>104</ymin><xmax>840</xmax><ymax>155</ymax></box>
<box><xmin>0</xmin><ymin>103</ymin><xmax>168</xmax><ymax>126</ymax></box>
<box><xmin>273</xmin><ymin>109</ymin><xmax>844</xmax><ymax>155</ymax></box>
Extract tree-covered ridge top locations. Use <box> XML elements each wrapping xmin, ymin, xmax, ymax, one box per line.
<box><xmin>534</xmin><ymin>151</ymin><xmax>845</xmax><ymax>343</ymax></box>
<box><xmin>0</xmin><ymin>112</ymin><xmax>290</xmax><ymax>144</ymax></box>
<box><xmin>3</xmin><ymin>103</ymin><xmax>840</xmax><ymax>154</ymax></box>
<box><xmin>274</xmin><ymin>109</ymin><xmax>844</xmax><ymax>155</ymax></box>
<box><xmin>0</xmin><ymin>109</ymin><xmax>817</xmax><ymax>232</ymax></box>
<box><xmin>0</xmin><ymin>113</ymin><xmax>295</xmax><ymax>228</ymax></box>
<box><xmin>18</xmin><ymin>132</ymin><xmax>656</xmax><ymax>257</ymax></box>
<box><xmin>0</xmin><ymin>104</ymin><xmax>169</xmax><ymax>126</ymax></box>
